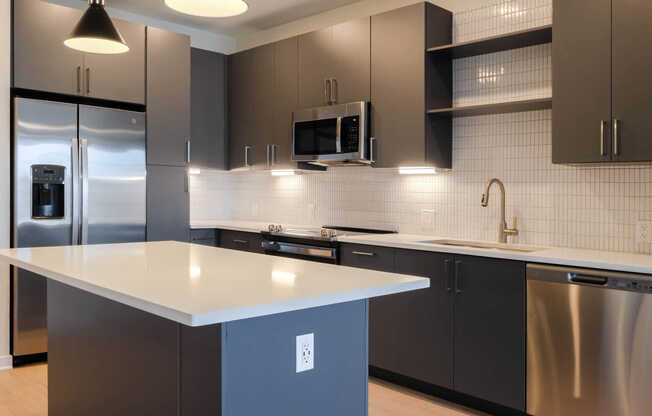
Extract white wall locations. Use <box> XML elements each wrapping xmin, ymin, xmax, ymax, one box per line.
<box><xmin>1</xmin><ymin>0</ymin><xmax>12</xmax><ymax>370</ymax></box>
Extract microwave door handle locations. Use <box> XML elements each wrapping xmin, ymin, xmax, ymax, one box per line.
<box><xmin>336</xmin><ymin>117</ymin><xmax>342</xmax><ymax>153</ymax></box>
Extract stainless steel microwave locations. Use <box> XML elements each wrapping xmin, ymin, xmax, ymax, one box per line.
<box><xmin>292</xmin><ymin>101</ymin><xmax>372</xmax><ymax>166</ymax></box>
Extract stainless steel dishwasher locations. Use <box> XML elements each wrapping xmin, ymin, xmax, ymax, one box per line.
<box><xmin>527</xmin><ymin>264</ymin><xmax>652</xmax><ymax>416</ymax></box>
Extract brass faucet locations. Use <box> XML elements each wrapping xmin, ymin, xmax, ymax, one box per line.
<box><xmin>481</xmin><ymin>178</ymin><xmax>518</xmax><ymax>244</ymax></box>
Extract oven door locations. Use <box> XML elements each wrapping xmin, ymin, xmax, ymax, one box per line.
<box><xmin>292</xmin><ymin>101</ymin><xmax>369</xmax><ymax>164</ymax></box>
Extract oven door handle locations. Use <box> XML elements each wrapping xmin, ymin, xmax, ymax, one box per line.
<box><xmin>262</xmin><ymin>240</ymin><xmax>337</xmax><ymax>260</ymax></box>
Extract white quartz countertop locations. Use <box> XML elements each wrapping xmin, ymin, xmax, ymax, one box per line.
<box><xmin>337</xmin><ymin>233</ymin><xmax>652</xmax><ymax>275</ymax></box>
<box><xmin>0</xmin><ymin>241</ymin><xmax>429</xmax><ymax>327</ymax></box>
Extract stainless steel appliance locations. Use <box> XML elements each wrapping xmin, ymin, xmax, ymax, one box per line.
<box><xmin>527</xmin><ymin>264</ymin><xmax>652</xmax><ymax>416</ymax></box>
<box><xmin>12</xmin><ymin>97</ymin><xmax>146</xmax><ymax>358</ymax></box>
<box><xmin>261</xmin><ymin>225</ymin><xmax>395</xmax><ymax>264</ymax></box>
<box><xmin>292</xmin><ymin>101</ymin><xmax>372</xmax><ymax>166</ymax></box>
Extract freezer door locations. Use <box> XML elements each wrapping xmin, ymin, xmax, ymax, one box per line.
<box><xmin>79</xmin><ymin>105</ymin><xmax>146</xmax><ymax>244</ymax></box>
<box><xmin>13</xmin><ymin>98</ymin><xmax>77</xmax><ymax>356</ymax></box>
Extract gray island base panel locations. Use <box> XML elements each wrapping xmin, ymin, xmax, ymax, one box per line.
<box><xmin>48</xmin><ymin>280</ymin><xmax>368</xmax><ymax>416</ymax></box>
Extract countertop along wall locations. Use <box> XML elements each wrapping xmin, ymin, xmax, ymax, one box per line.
<box><xmin>190</xmin><ymin>0</ymin><xmax>652</xmax><ymax>256</ymax></box>
<box><xmin>1</xmin><ymin>0</ymin><xmax>12</xmax><ymax>369</ymax></box>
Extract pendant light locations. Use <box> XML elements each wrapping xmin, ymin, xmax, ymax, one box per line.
<box><xmin>165</xmin><ymin>0</ymin><xmax>249</xmax><ymax>18</ymax></box>
<box><xmin>64</xmin><ymin>0</ymin><xmax>129</xmax><ymax>54</ymax></box>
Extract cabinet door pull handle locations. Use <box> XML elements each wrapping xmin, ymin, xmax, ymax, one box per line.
<box><xmin>273</xmin><ymin>144</ymin><xmax>278</xmax><ymax>165</ymax></box>
<box><xmin>186</xmin><ymin>140</ymin><xmax>191</xmax><ymax>164</ymax></box>
<box><xmin>600</xmin><ymin>120</ymin><xmax>607</xmax><ymax>156</ymax></box>
<box><xmin>85</xmin><ymin>68</ymin><xmax>90</xmax><ymax>94</ymax></box>
<box><xmin>324</xmin><ymin>79</ymin><xmax>331</xmax><ymax>105</ymax></box>
<box><xmin>266</xmin><ymin>144</ymin><xmax>271</xmax><ymax>168</ymax></box>
<box><xmin>613</xmin><ymin>119</ymin><xmax>620</xmax><ymax>156</ymax></box>
<box><xmin>454</xmin><ymin>260</ymin><xmax>462</xmax><ymax>294</ymax></box>
<box><xmin>370</xmin><ymin>137</ymin><xmax>376</xmax><ymax>164</ymax></box>
<box><xmin>233</xmin><ymin>239</ymin><xmax>248</xmax><ymax>245</ymax></box>
<box><xmin>244</xmin><ymin>145</ymin><xmax>251</xmax><ymax>168</ymax></box>
<box><xmin>330</xmin><ymin>78</ymin><xmax>338</xmax><ymax>105</ymax></box>
<box><xmin>444</xmin><ymin>259</ymin><xmax>452</xmax><ymax>292</ymax></box>
<box><xmin>76</xmin><ymin>66</ymin><xmax>81</xmax><ymax>94</ymax></box>
<box><xmin>352</xmin><ymin>251</ymin><xmax>375</xmax><ymax>257</ymax></box>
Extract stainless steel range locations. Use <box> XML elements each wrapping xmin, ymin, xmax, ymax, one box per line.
<box><xmin>261</xmin><ymin>225</ymin><xmax>396</xmax><ymax>264</ymax></box>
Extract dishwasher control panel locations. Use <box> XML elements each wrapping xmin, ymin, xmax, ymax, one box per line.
<box><xmin>608</xmin><ymin>278</ymin><xmax>652</xmax><ymax>293</ymax></box>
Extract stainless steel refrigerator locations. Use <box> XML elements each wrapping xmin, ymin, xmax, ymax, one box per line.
<box><xmin>12</xmin><ymin>97</ymin><xmax>146</xmax><ymax>358</ymax></box>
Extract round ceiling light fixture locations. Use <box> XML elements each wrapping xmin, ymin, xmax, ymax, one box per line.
<box><xmin>64</xmin><ymin>0</ymin><xmax>129</xmax><ymax>54</ymax></box>
<box><xmin>165</xmin><ymin>0</ymin><xmax>249</xmax><ymax>18</ymax></box>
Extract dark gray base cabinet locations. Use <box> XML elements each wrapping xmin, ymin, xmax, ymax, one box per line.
<box><xmin>218</xmin><ymin>229</ymin><xmax>264</xmax><ymax>253</ymax></box>
<box><xmin>340</xmin><ymin>243</ymin><xmax>525</xmax><ymax>411</ymax></box>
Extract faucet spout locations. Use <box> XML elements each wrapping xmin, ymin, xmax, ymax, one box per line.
<box><xmin>481</xmin><ymin>178</ymin><xmax>517</xmax><ymax>243</ymax></box>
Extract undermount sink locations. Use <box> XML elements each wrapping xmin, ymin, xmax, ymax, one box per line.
<box><xmin>418</xmin><ymin>239</ymin><xmax>541</xmax><ymax>253</ymax></box>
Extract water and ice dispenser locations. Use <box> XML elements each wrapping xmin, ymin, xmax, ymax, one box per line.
<box><xmin>31</xmin><ymin>165</ymin><xmax>65</xmax><ymax>219</ymax></box>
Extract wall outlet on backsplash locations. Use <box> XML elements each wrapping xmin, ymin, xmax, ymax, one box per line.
<box><xmin>636</xmin><ymin>221</ymin><xmax>652</xmax><ymax>244</ymax></box>
<box><xmin>420</xmin><ymin>209</ymin><xmax>436</xmax><ymax>232</ymax></box>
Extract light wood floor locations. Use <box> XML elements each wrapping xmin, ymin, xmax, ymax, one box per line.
<box><xmin>0</xmin><ymin>364</ymin><xmax>485</xmax><ymax>416</ymax></box>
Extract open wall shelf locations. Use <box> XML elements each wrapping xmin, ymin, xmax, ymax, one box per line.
<box><xmin>427</xmin><ymin>25</ymin><xmax>552</xmax><ymax>59</ymax></box>
<box><xmin>427</xmin><ymin>97</ymin><xmax>552</xmax><ymax>118</ymax></box>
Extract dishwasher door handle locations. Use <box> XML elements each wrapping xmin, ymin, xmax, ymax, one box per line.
<box><xmin>568</xmin><ymin>273</ymin><xmax>608</xmax><ymax>286</ymax></box>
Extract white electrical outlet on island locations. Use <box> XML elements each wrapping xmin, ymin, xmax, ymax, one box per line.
<box><xmin>296</xmin><ymin>333</ymin><xmax>315</xmax><ymax>373</ymax></box>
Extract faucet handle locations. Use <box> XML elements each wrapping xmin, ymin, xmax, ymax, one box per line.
<box><xmin>505</xmin><ymin>216</ymin><xmax>519</xmax><ymax>236</ymax></box>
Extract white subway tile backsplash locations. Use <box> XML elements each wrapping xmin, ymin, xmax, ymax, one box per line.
<box><xmin>190</xmin><ymin>0</ymin><xmax>652</xmax><ymax>255</ymax></box>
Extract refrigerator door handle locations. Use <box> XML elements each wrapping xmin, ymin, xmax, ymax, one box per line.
<box><xmin>71</xmin><ymin>138</ymin><xmax>80</xmax><ymax>245</ymax></box>
<box><xmin>81</xmin><ymin>138</ymin><xmax>89</xmax><ymax>245</ymax></box>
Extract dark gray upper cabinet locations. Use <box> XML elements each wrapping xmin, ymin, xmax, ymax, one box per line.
<box><xmin>83</xmin><ymin>19</ymin><xmax>146</xmax><ymax>104</ymax></box>
<box><xmin>612</xmin><ymin>0</ymin><xmax>652</xmax><ymax>162</ymax></box>
<box><xmin>228</xmin><ymin>49</ymin><xmax>253</xmax><ymax>170</ymax></box>
<box><xmin>13</xmin><ymin>0</ymin><xmax>145</xmax><ymax>104</ymax></box>
<box><xmin>227</xmin><ymin>45</ymin><xmax>274</xmax><ymax>170</ymax></box>
<box><xmin>552</xmin><ymin>0</ymin><xmax>612</xmax><ymax>163</ymax></box>
<box><xmin>298</xmin><ymin>17</ymin><xmax>371</xmax><ymax>108</ymax></box>
<box><xmin>147</xmin><ymin>27</ymin><xmax>191</xmax><ymax>167</ymax></box>
<box><xmin>13</xmin><ymin>0</ymin><xmax>84</xmax><ymax>95</ymax></box>
<box><xmin>453</xmin><ymin>255</ymin><xmax>525</xmax><ymax>411</ymax></box>
<box><xmin>271</xmin><ymin>37</ymin><xmax>299</xmax><ymax>169</ymax></box>
<box><xmin>553</xmin><ymin>0</ymin><xmax>652</xmax><ymax>163</ymax></box>
<box><xmin>371</xmin><ymin>4</ymin><xmax>452</xmax><ymax>168</ymax></box>
<box><xmin>228</xmin><ymin>40</ymin><xmax>297</xmax><ymax>170</ymax></box>
<box><xmin>191</xmin><ymin>48</ymin><xmax>227</xmax><ymax>170</ymax></box>
<box><xmin>146</xmin><ymin>165</ymin><xmax>189</xmax><ymax>242</ymax></box>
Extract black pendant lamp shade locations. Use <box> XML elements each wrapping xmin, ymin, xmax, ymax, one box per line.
<box><xmin>64</xmin><ymin>0</ymin><xmax>129</xmax><ymax>54</ymax></box>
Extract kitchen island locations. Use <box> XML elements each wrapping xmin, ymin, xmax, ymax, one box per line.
<box><xmin>0</xmin><ymin>241</ymin><xmax>428</xmax><ymax>416</ymax></box>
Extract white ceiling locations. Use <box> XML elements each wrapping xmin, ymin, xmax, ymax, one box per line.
<box><xmin>69</xmin><ymin>0</ymin><xmax>366</xmax><ymax>37</ymax></box>
<box><xmin>59</xmin><ymin>0</ymin><xmax>494</xmax><ymax>37</ymax></box>
<box><xmin>48</xmin><ymin>0</ymin><xmax>499</xmax><ymax>52</ymax></box>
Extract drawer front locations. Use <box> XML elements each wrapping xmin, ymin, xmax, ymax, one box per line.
<box><xmin>339</xmin><ymin>243</ymin><xmax>395</xmax><ymax>272</ymax></box>
<box><xmin>219</xmin><ymin>230</ymin><xmax>263</xmax><ymax>253</ymax></box>
<box><xmin>190</xmin><ymin>229</ymin><xmax>217</xmax><ymax>242</ymax></box>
